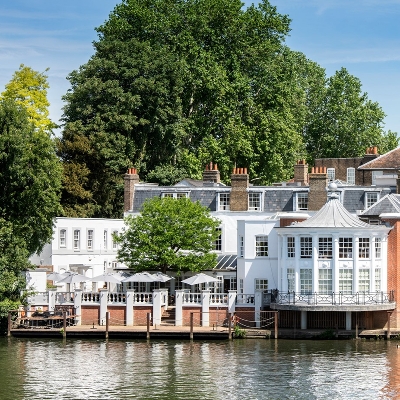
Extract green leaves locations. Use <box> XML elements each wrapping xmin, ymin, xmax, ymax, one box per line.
<box><xmin>116</xmin><ymin>197</ymin><xmax>221</xmax><ymax>274</ymax></box>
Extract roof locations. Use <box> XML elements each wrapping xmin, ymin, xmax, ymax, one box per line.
<box><xmin>358</xmin><ymin>147</ymin><xmax>400</xmax><ymax>170</ymax></box>
<box><xmin>289</xmin><ymin>194</ymin><xmax>371</xmax><ymax>228</ymax></box>
<box><xmin>362</xmin><ymin>194</ymin><xmax>400</xmax><ymax>216</ymax></box>
<box><xmin>214</xmin><ymin>255</ymin><xmax>237</xmax><ymax>270</ymax></box>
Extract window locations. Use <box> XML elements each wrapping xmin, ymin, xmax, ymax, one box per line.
<box><xmin>318</xmin><ymin>269</ymin><xmax>332</xmax><ymax>294</ymax></box>
<box><xmin>229</xmin><ymin>277</ymin><xmax>237</xmax><ymax>290</ymax></box>
<box><xmin>318</xmin><ymin>237</ymin><xmax>332</xmax><ymax>259</ymax></box>
<box><xmin>287</xmin><ymin>237</ymin><xmax>295</xmax><ymax>258</ymax></box>
<box><xmin>347</xmin><ymin>167</ymin><xmax>355</xmax><ymax>184</ymax></box>
<box><xmin>216</xmin><ymin>276</ymin><xmax>223</xmax><ymax>293</ymax></box>
<box><xmin>239</xmin><ymin>236</ymin><xmax>244</xmax><ymax>257</ymax></box>
<box><xmin>239</xmin><ymin>278</ymin><xmax>243</xmax><ymax>294</ymax></box>
<box><xmin>327</xmin><ymin>168</ymin><xmax>335</xmax><ymax>181</ymax></box>
<box><xmin>375</xmin><ymin>238</ymin><xmax>382</xmax><ymax>259</ymax></box>
<box><xmin>111</xmin><ymin>261</ymin><xmax>118</xmax><ymax>269</ymax></box>
<box><xmin>214</xmin><ymin>228</ymin><xmax>222</xmax><ymax>251</ymax></box>
<box><xmin>375</xmin><ymin>268</ymin><xmax>381</xmax><ymax>292</ymax></box>
<box><xmin>339</xmin><ymin>269</ymin><xmax>353</xmax><ymax>294</ymax></box>
<box><xmin>87</xmin><ymin>229</ymin><xmax>93</xmax><ymax>250</ymax></box>
<box><xmin>255</xmin><ymin>279</ymin><xmax>268</xmax><ymax>291</ymax></box>
<box><xmin>365</xmin><ymin>192</ymin><xmax>378</xmax><ymax>209</ymax></box>
<box><xmin>218</xmin><ymin>193</ymin><xmax>230</xmax><ymax>211</ymax></box>
<box><xmin>300</xmin><ymin>269</ymin><xmax>312</xmax><ymax>294</ymax></box>
<box><xmin>59</xmin><ymin>229</ymin><xmax>66</xmax><ymax>248</ymax></box>
<box><xmin>73</xmin><ymin>230</ymin><xmax>80</xmax><ymax>250</ymax></box>
<box><xmin>255</xmin><ymin>235</ymin><xmax>268</xmax><ymax>257</ymax></box>
<box><xmin>300</xmin><ymin>237</ymin><xmax>312</xmax><ymax>258</ymax></box>
<box><xmin>161</xmin><ymin>192</ymin><xmax>188</xmax><ymax>199</ymax></box>
<box><xmin>287</xmin><ymin>268</ymin><xmax>295</xmax><ymax>292</ymax></box>
<box><xmin>339</xmin><ymin>238</ymin><xmax>352</xmax><ymax>259</ymax></box>
<box><xmin>359</xmin><ymin>238</ymin><xmax>370</xmax><ymax>259</ymax></box>
<box><xmin>359</xmin><ymin>269</ymin><xmax>370</xmax><ymax>292</ymax></box>
<box><xmin>112</xmin><ymin>230</ymin><xmax>118</xmax><ymax>250</ymax></box>
<box><xmin>103</xmin><ymin>230</ymin><xmax>108</xmax><ymax>250</ymax></box>
<box><xmin>297</xmin><ymin>193</ymin><xmax>308</xmax><ymax>211</ymax></box>
<box><xmin>248</xmin><ymin>192</ymin><xmax>262</xmax><ymax>211</ymax></box>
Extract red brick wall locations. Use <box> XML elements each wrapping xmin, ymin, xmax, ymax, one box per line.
<box><xmin>279</xmin><ymin>218</ymin><xmax>307</xmax><ymax>227</ymax></box>
<box><xmin>182</xmin><ymin>307</ymin><xmax>202</xmax><ymax>326</ymax></box>
<box><xmin>209</xmin><ymin>308</ymin><xmax>229</xmax><ymax>327</ymax></box>
<box><xmin>235</xmin><ymin>308</ymin><xmax>256</xmax><ymax>327</ymax></box>
<box><xmin>81</xmin><ymin>306</ymin><xmax>100</xmax><ymax>325</ymax></box>
<box><xmin>133</xmin><ymin>306</ymin><xmax>153</xmax><ymax>326</ymax></box>
<box><xmin>108</xmin><ymin>306</ymin><xmax>126</xmax><ymax>326</ymax></box>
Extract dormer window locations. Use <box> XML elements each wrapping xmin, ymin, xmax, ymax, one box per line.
<box><xmin>218</xmin><ymin>193</ymin><xmax>230</xmax><ymax>211</ymax></box>
<box><xmin>327</xmin><ymin>168</ymin><xmax>335</xmax><ymax>181</ymax></box>
<box><xmin>365</xmin><ymin>192</ymin><xmax>379</xmax><ymax>209</ymax></box>
<box><xmin>296</xmin><ymin>193</ymin><xmax>308</xmax><ymax>211</ymax></box>
<box><xmin>161</xmin><ymin>192</ymin><xmax>188</xmax><ymax>199</ymax></box>
<box><xmin>248</xmin><ymin>192</ymin><xmax>262</xmax><ymax>211</ymax></box>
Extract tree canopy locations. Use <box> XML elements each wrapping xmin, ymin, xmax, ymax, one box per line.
<box><xmin>115</xmin><ymin>197</ymin><xmax>221</xmax><ymax>274</ymax></box>
<box><xmin>59</xmin><ymin>0</ymin><xmax>398</xmax><ymax>218</ymax></box>
<box><xmin>1</xmin><ymin>64</ymin><xmax>56</xmax><ymax>134</ymax></box>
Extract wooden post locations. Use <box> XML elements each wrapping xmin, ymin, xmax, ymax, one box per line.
<box><xmin>228</xmin><ymin>312</ymin><xmax>232</xmax><ymax>340</ymax></box>
<box><xmin>146</xmin><ymin>313</ymin><xmax>150</xmax><ymax>340</ymax></box>
<box><xmin>105</xmin><ymin>311</ymin><xmax>110</xmax><ymax>339</ymax></box>
<box><xmin>190</xmin><ymin>312</ymin><xmax>194</xmax><ymax>340</ymax></box>
<box><xmin>274</xmin><ymin>312</ymin><xmax>278</xmax><ymax>339</ymax></box>
<box><xmin>355</xmin><ymin>313</ymin><xmax>358</xmax><ymax>339</ymax></box>
<box><xmin>63</xmin><ymin>312</ymin><xmax>67</xmax><ymax>338</ymax></box>
<box><xmin>387</xmin><ymin>311</ymin><xmax>392</xmax><ymax>340</ymax></box>
<box><xmin>7</xmin><ymin>312</ymin><xmax>11</xmax><ymax>337</ymax></box>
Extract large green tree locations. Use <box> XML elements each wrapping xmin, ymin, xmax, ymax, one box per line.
<box><xmin>115</xmin><ymin>197</ymin><xmax>221</xmax><ymax>275</ymax></box>
<box><xmin>59</xmin><ymin>0</ymin><xmax>305</xmax><ymax>217</ymax></box>
<box><xmin>303</xmin><ymin>67</ymin><xmax>398</xmax><ymax>162</ymax></box>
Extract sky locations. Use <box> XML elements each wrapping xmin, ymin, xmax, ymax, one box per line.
<box><xmin>0</xmin><ymin>0</ymin><xmax>399</xmax><ymax>135</ymax></box>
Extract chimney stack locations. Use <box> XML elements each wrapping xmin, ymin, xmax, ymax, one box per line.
<box><xmin>202</xmin><ymin>162</ymin><xmax>220</xmax><ymax>183</ymax></box>
<box><xmin>294</xmin><ymin>159</ymin><xmax>308</xmax><ymax>186</ymax></box>
<box><xmin>124</xmin><ymin>168</ymin><xmax>140</xmax><ymax>212</ymax></box>
<box><xmin>308</xmin><ymin>166</ymin><xmax>328</xmax><ymax>211</ymax></box>
<box><xmin>230</xmin><ymin>167</ymin><xmax>249</xmax><ymax>211</ymax></box>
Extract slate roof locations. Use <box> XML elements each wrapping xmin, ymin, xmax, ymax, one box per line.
<box><xmin>290</xmin><ymin>194</ymin><xmax>371</xmax><ymax>228</ymax></box>
<box><xmin>358</xmin><ymin>147</ymin><xmax>400</xmax><ymax>170</ymax></box>
<box><xmin>362</xmin><ymin>194</ymin><xmax>400</xmax><ymax>216</ymax></box>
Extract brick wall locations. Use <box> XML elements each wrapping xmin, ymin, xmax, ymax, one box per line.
<box><xmin>279</xmin><ymin>217</ymin><xmax>307</xmax><ymax>227</ymax></box>
<box><xmin>81</xmin><ymin>306</ymin><xmax>100</xmax><ymax>325</ymax></box>
<box><xmin>124</xmin><ymin>168</ymin><xmax>140</xmax><ymax>212</ymax></box>
<box><xmin>308</xmin><ymin>168</ymin><xmax>328</xmax><ymax>211</ymax></box>
<box><xmin>133</xmin><ymin>306</ymin><xmax>153</xmax><ymax>326</ymax></box>
<box><xmin>182</xmin><ymin>307</ymin><xmax>202</xmax><ymax>326</ymax></box>
<box><xmin>293</xmin><ymin>160</ymin><xmax>308</xmax><ymax>185</ymax></box>
<box><xmin>108</xmin><ymin>306</ymin><xmax>126</xmax><ymax>326</ymax></box>
<box><xmin>235</xmin><ymin>308</ymin><xmax>256</xmax><ymax>327</ymax></box>
<box><xmin>230</xmin><ymin>168</ymin><xmax>249</xmax><ymax>211</ymax></box>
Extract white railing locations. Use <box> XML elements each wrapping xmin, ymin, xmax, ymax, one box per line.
<box><xmin>27</xmin><ymin>292</ymin><xmax>48</xmax><ymax>304</ymax></box>
<box><xmin>134</xmin><ymin>292</ymin><xmax>153</xmax><ymax>304</ymax></box>
<box><xmin>183</xmin><ymin>292</ymin><xmax>201</xmax><ymax>305</ymax></box>
<box><xmin>81</xmin><ymin>292</ymin><xmax>100</xmax><ymax>303</ymax></box>
<box><xmin>236</xmin><ymin>294</ymin><xmax>255</xmax><ymax>305</ymax></box>
<box><xmin>210</xmin><ymin>293</ymin><xmax>228</xmax><ymax>305</ymax></box>
<box><xmin>108</xmin><ymin>292</ymin><xmax>126</xmax><ymax>304</ymax></box>
<box><xmin>55</xmin><ymin>292</ymin><xmax>75</xmax><ymax>304</ymax></box>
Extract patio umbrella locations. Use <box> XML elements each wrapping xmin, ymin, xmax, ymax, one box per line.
<box><xmin>121</xmin><ymin>272</ymin><xmax>158</xmax><ymax>283</ymax></box>
<box><xmin>90</xmin><ymin>273</ymin><xmax>123</xmax><ymax>284</ymax></box>
<box><xmin>152</xmin><ymin>272</ymin><xmax>174</xmax><ymax>282</ymax></box>
<box><xmin>46</xmin><ymin>271</ymin><xmax>71</xmax><ymax>281</ymax></box>
<box><xmin>56</xmin><ymin>273</ymin><xmax>89</xmax><ymax>284</ymax></box>
<box><xmin>181</xmin><ymin>273</ymin><xmax>219</xmax><ymax>285</ymax></box>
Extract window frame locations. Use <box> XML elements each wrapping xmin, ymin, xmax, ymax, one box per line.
<box><xmin>112</xmin><ymin>230</ymin><xmax>119</xmax><ymax>250</ymax></box>
<box><xmin>287</xmin><ymin>268</ymin><xmax>295</xmax><ymax>292</ymax></box>
<box><xmin>347</xmin><ymin>167</ymin><xmax>355</xmax><ymax>184</ymax></box>
<box><xmin>327</xmin><ymin>168</ymin><xmax>335</xmax><ymax>181</ymax></box>
<box><xmin>59</xmin><ymin>229</ymin><xmax>67</xmax><ymax>248</ymax></box>
<box><xmin>296</xmin><ymin>192</ymin><xmax>309</xmax><ymax>211</ymax></box>
<box><xmin>218</xmin><ymin>193</ymin><xmax>230</xmax><ymax>211</ymax></box>
<box><xmin>161</xmin><ymin>192</ymin><xmax>189</xmax><ymax>199</ymax></box>
<box><xmin>359</xmin><ymin>238</ymin><xmax>370</xmax><ymax>259</ymax></box>
<box><xmin>300</xmin><ymin>269</ymin><xmax>312</xmax><ymax>294</ymax></box>
<box><xmin>248</xmin><ymin>192</ymin><xmax>262</xmax><ymax>211</ymax></box>
<box><xmin>339</xmin><ymin>268</ymin><xmax>353</xmax><ymax>294</ymax></box>
<box><xmin>287</xmin><ymin>236</ymin><xmax>295</xmax><ymax>258</ymax></box>
<box><xmin>339</xmin><ymin>237</ymin><xmax>353</xmax><ymax>259</ymax></box>
<box><xmin>359</xmin><ymin>268</ymin><xmax>370</xmax><ymax>292</ymax></box>
<box><xmin>318</xmin><ymin>237</ymin><xmax>333</xmax><ymax>259</ymax></box>
<box><xmin>103</xmin><ymin>230</ymin><xmax>108</xmax><ymax>250</ymax></box>
<box><xmin>87</xmin><ymin>229</ymin><xmax>94</xmax><ymax>250</ymax></box>
<box><xmin>255</xmin><ymin>235</ymin><xmax>268</xmax><ymax>257</ymax></box>
<box><xmin>214</xmin><ymin>228</ymin><xmax>222</xmax><ymax>251</ymax></box>
<box><xmin>255</xmin><ymin>279</ymin><xmax>268</xmax><ymax>291</ymax></box>
<box><xmin>365</xmin><ymin>192</ymin><xmax>379</xmax><ymax>209</ymax></box>
<box><xmin>73</xmin><ymin>229</ymin><xmax>80</xmax><ymax>250</ymax></box>
<box><xmin>300</xmin><ymin>236</ymin><xmax>313</xmax><ymax>259</ymax></box>
<box><xmin>318</xmin><ymin>269</ymin><xmax>332</xmax><ymax>294</ymax></box>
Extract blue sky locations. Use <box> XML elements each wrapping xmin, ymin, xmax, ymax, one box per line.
<box><xmin>1</xmin><ymin>0</ymin><xmax>399</xmax><ymax>136</ymax></box>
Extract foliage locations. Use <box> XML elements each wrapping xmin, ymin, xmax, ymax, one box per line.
<box><xmin>1</xmin><ymin>64</ymin><xmax>56</xmax><ymax>134</ymax></box>
<box><xmin>115</xmin><ymin>197</ymin><xmax>221</xmax><ymax>274</ymax></box>
<box><xmin>0</xmin><ymin>100</ymin><xmax>63</xmax><ymax>254</ymax></box>
<box><xmin>303</xmin><ymin>68</ymin><xmax>398</xmax><ymax>163</ymax></box>
<box><xmin>146</xmin><ymin>165</ymin><xmax>188</xmax><ymax>186</ymax></box>
<box><xmin>233</xmin><ymin>324</ymin><xmax>246</xmax><ymax>338</ymax></box>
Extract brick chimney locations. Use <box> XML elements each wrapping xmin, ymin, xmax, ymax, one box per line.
<box><xmin>361</xmin><ymin>146</ymin><xmax>379</xmax><ymax>165</ymax></box>
<box><xmin>294</xmin><ymin>159</ymin><xmax>308</xmax><ymax>186</ymax></box>
<box><xmin>308</xmin><ymin>166</ymin><xmax>328</xmax><ymax>211</ymax></box>
<box><xmin>230</xmin><ymin>167</ymin><xmax>249</xmax><ymax>211</ymax></box>
<box><xmin>124</xmin><ymin>168</ymin><xmax>140</xmax><ymax>212</ymax></box>
<box><xmin>202</xmin><ymin>162</ymin><xmax>220</xmax><ymax>183</ymax></box>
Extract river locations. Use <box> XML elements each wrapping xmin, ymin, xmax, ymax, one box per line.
<box><xmin>0</xmin><ymin>338</ymin><xmax>398</xmax><ymax>399</ymax></box>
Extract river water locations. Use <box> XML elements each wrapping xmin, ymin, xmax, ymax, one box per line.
<box><xmin>0</xmin><ymin>337</ymin><xmax>398</xmax><ymax>399</ymax></box>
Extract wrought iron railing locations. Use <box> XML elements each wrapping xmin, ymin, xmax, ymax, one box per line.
<box><xmin>274</xmin><ymin>291</ymin><xmax>395</xmax><ymax>306</ymax></box>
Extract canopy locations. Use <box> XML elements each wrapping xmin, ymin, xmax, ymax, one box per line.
<box><xmin>181</xmin><ymin>273</ymin><xmax>219</xmax><ymax>286</ymax></box>
<box><xmin>90</xmin><ymin>273</ymin><xmax>122</xmax><ymax>284</ymax></box>
<box><xmin>56</xmin><ymin>273</ymin><xmax>89</xmax><ymax>284</ymax></box>
<box><xmin>121</xmin><ymin>272</ymin><xmax>158</xmax><ymax>283</ymax></box>
<box><xmin>46</xmin><ymin>271</ymin><xmax>71</xmax><ymax>282</ymax></box>
<box><xmin>152</xmin><ymin>272</ymin><xmax>174</xmax><ymax>282</ymax></box>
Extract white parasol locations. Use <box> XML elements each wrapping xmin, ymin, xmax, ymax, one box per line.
<box><xmin>181</xmin><ymin>273</ymin><xmax>219</xmax><ymax>285</ymax></box>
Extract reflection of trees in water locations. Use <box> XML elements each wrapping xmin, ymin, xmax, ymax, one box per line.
<box><xmin>383</xmin><ymin>342</ymin><xmax>400</xmax><ymax>398</ymax></box>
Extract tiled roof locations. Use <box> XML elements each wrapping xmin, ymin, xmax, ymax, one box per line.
<box><xmin>358</xmin><ymin>147</ymin><xmax>400</xmax><ymax>170</ymax></box>
<box><xmin>291</xmin><ymin>194</ymin><xmax>371</xmax><ymax>228</ymax></box>
<box><xmin>362</xmin><ymin>194</ymin><xmax>400</xmax><ymax>216</ymax></box>
<box><xmin>214</xmin><ymin>255</ymin><xmax>237</xmax><ymax>270</ymax></box>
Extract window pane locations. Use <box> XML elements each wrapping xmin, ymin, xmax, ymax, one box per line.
<box><xmin>339</xmin><ymin>238</ymin><xmax>352</xmax><ymax>259</ymax></box>
<box><xmin>219</xmin><ymin>193</ymin><xmax>230</xmax><ymax>211</ymax></box>
<box><xmin>339</xmin><ymin>269</ymin><xmax>353</xmax><ymax>294</ymax></box>
<box><xmin>318</xmin><ymin>237</ymin><xmax>332</xmax><ymax>259</ymax></box>
<box><xmin>287</xmin><ymin>237</ymin><xmax>295</xmax><ymax>258</ymax></box>
<box><xmin>327</xmin><ymin>168</ymin><xmax>335</xmax><ymax>181</ymax></box>
<box><xmin>297</xmin><ymin>193</ymin><xmax>308</xmax><ymax>210</ymax></box>
<box><xmin>248</xmin><ymin>192</ymin><xmax>261</xmax><ymax>211</ymax></box>
<box><xmin>375</xmin><ymin>238</ymin><xmax>381</xmax><ymax>259</ymax></box>
<box><xmin>366</xmin><ymin>192</ymin><xmax>378</xmax><ymax>209</ymax></box>
<box><xmin>87</xmin><ymin>229</ymin><xmax>93</xmax><ymax>250</ymax></box>
<box><xmin>214</xmin><ymin>228</ymin><xmax>222</xmax><ymax>251</ymax></box>
<box><xmin>359</xmin><ymin>269</ymin><xmax>370</xmax><ymax>292</ymax></box>
<box><xmin>255</xmin><ymin>279</ymin><xmax>268</xmax><ymax>290</ymax></box>
<box><xmin>73</xmin><ymin>230</ymin><xmax>80</xmax><ymax>250</ymax></box>
<box><xmin>375</xmin><ymin>268</ymin><xmax>381</xmax><ymax>292</ymax></box>
<box><xmin>287</xmin><ymin>268</ymin><xmax>295</xmax><ymax>292</ymax></box>
<box><xmin>300</xmin><ymin>269</ymin><xmax>312</xmax><ymax>294</ymax></box>
<box><xmin>347</xmin><ymin>167</ymin><xmax>355</xmax><ymax>184</ymax></box>
<box><xmin>59</xmin><ymin>229</ymin><xmax>66</xmax><ymax>247</ymax></box>
<box><xmin>318</xmin><ymin>269</ymin><xmax>332</xmax><ymax>294</ymax></box>
<box><xmin>359</xmin><ymin>238</ymin><xmax>370</xmax><ymax>259</ymax></box>
<box><xmin>255</xmin><ymin>235</ymin><xmax>268</xmax><ymax>257</ymax></box>
<box><xmin>239</xmin><ymin>236</ymin><xmax>244</xmax><ymax>257</ymax></box>
<box><xmin>300</xmin><ymin>237</ymin><xmax>312</xmax><ymax>258</ymax></box>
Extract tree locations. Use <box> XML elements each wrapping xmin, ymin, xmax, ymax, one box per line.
<box><xmin>115</xmin><ymin>197</ymin><xmax>221</xmax><ymax>275</ymax></box>
<box><xmin>1</xmin><ymin>64</ymin><xmax>56</xmax><ymax>134</ymax></box>
<box><xmin>59</xmin><ymin>0</ymin><xmax>299</xmax><ymax>217</ymax></box>
<box><xmin>303</xmin><ymin>68</ymin><xmax>398</xmax><ymax>162</ymax></box>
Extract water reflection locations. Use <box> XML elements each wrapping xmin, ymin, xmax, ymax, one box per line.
<box><xmin>1</xmin><ymin>338</ymin><xmax>400</xmax><ymax>399</ymax></box>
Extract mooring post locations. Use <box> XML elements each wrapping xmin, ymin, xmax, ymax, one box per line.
<box><xmin>146</xmin><ymin>313</ymin><xmax>150</xmax><ymax>340</ymax></box>
<box><xmin>274</xmin><ymin>312</ymin><xmax>278</xmax><ymax>339</ymax></box>
<box><xmin>7</xmin><ymin>312</ymin><xmax>11</xmax><ymax>337</ymax></box>
<box><xmin>63</xmin><ymin>312</ymin><xmax>67</xmax><ymax>338</ymax></box>
<box><xmin>190</xmin><ymin>312</ymin><xmax>194</xmax><ymax>340</ymax></box>
<box><xmin>105</xmin><ymin>311</ymin><xmax>110</xmax><ymax>339</ymax></box>
<box><xmin>387</xmin><ymin>311</ymin><xmax>392</xmax><ymax>340</ymax></box>
<box><xmin>228</xmin><ymin>312</ymin><xmax>232</xmax><ymax>340</ymax></box>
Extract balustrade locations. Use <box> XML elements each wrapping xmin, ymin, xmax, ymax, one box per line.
<box><xmin>108</xmin><ymin>292</ymin><xmax>126</xmax><ymax>304</ymax></box>
<box><xmin>134</xmin><ymin>292</ymin><xmax>153</xmax><ymax>304</ymax></box>
<box><xmin>55</xmin><ymin>292</ymin><xmax>74</xmax><ymax>304</ymax></box>
<box><xmin>236</xmin><ymin>294</ymin><xmax>255</xmax><ymax>305</ymax></box>
<box><xmin>210</xmin><ymin>293</ymin><xmax>228</xmax><ymax>305</ymax></box>
<box><xmin>81</xmin><ymin>292</ymin><xmax>100</xmax><ymax>303</ymax></box>
<box><xmin>182</xmin><ymin>292</ymin><xmax>201</xmax><ymax>304</ymax></box>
